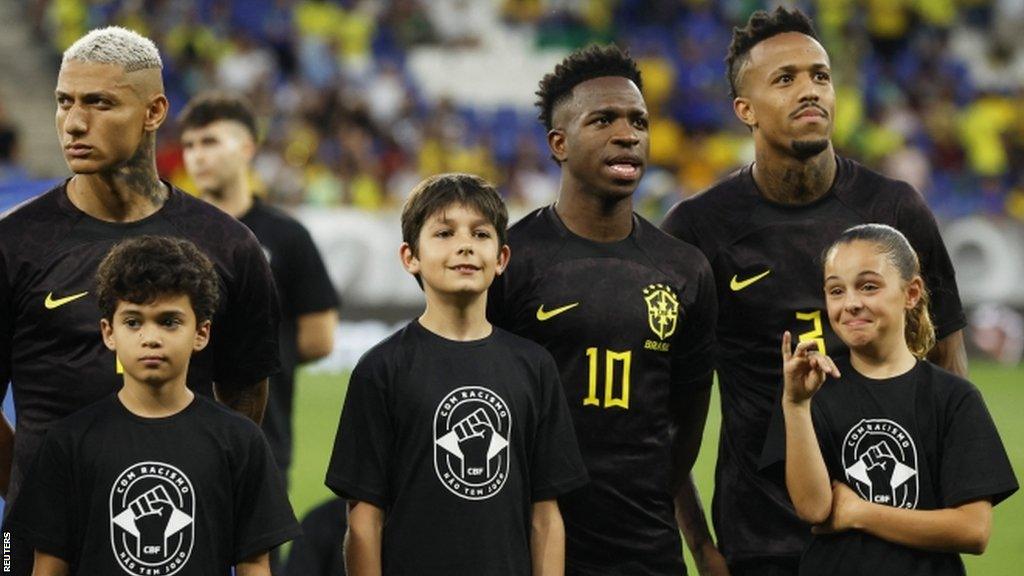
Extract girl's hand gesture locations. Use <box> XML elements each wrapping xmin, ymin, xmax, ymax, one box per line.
<box><xmin>782</xmin><ymin>331</ymin><xmax>841</xmax><ymax>405</ymax></box>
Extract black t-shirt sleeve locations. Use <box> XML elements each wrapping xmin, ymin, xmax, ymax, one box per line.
<box><xmin>894</xmin><ymin>188</ymin><xmax>966</xmax><ymax>340</ymax></box>
<box><xmin>671</xmin><ymin>257</ymin><xmax>717</xmax><ymax>390</ymax></box>
<box><xmin>5</xmin><ymin>432</ymin><xmax>74</xmax><ymax>560</ymax></box>
<box><xmin>939</xmin><ymin>385</ymin><xmax>1018</xmax><ymax>507</ymax></box>
<box><xmin>286</xmin><ymin>225</ymin><xmax>339</xmax><ymax>316</ymax></box>
<box><xmin>325</xmin><ymin>360</ymin><xmax>393</xmax><ymax>508</ymax></box>
<box><xmin>232</xmin><ymin>428</ymin><xmax>301</xmax><ymax>561</ymax></box>
<box><xmin>213</xmin><ymin>238</ymin><xmax>282</xmax><ymax>390</ymax></box>
<box><xmin>530</xmin><ymin>353</ymin><xmax>589</xmax><ymax>501</ymax></box>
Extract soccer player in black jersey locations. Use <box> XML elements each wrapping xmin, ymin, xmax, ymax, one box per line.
<box><xmin>0</xmin><ymin>27</ymin><xmax>279</xmax><ymax>575</ymax></box>
<box><xmin>660</xmin><ymin>8</ymin><xmax>967</xmax><ymax>576</ymax></box>
<box><xmin>179</xmin><ymin>92</ymin><xmax>339</xmax><ymax>472</ymax></box>
<box><xmin>488</xmin><ymin>45</ymin><xmax>726</xmax><ymax>575</ymax></box>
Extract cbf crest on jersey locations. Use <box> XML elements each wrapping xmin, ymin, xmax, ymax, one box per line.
<box><xmin>110</xmin><ymin>462</ymin><xmax>195</xmax><ymax>576</ymax></box>
<box><xmin>842</xmin><ymin>419</ymin><xmax>919</xmax><ymax>509</ymax></box>
<box><xmin>434</xmin><ymin>386</ymin><xmax>511</xmax><ymax>501</ymax></box>
<box><xmin>643</xmin><ymin>284</ymin><xmax>678</xmax><ymax>352</ymax></box>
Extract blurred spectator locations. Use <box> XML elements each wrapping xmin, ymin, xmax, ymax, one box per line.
<box><xmin>970</xmin><ymin>303</ymin><xmax>1024</xmax><ymax>365</ymax></box>
<box><xmin>0</xmin><ymin>103</ymin><xmax>28</xmax><ymax>183</ymax></box>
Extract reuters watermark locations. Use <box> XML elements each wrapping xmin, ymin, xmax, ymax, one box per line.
<box><xmin>3</xmin><ymin>531</ymin><xmax>10</xmax><ymax>573</ymax></box>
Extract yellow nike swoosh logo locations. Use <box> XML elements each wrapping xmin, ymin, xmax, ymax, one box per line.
<box><xmin>44</xmin><ymin>291</ymin><xmax>89</xmax><ymax>309</ymax></box>
<box><xmin>730</xmin><ymin>270</ymin><xmax>771</xmax><ymax>291</ymax></box>
<box><xmin>536</xmin><ymin>302</ymin><xmax>579</xmax><ymax>321</ymax></box>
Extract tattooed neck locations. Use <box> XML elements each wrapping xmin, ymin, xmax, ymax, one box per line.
<box><xmin>115</xmin><ymin>135</ymin><xmax>167</xmax><ymax>206</ymax></box>
<box><xmin>753</xmin><ymin>150</ymin><xmax>836</xmax><ymax>205</ymax></box>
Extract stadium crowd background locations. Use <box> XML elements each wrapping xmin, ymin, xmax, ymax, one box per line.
<box><xmin>4</xmin><ymin>0</ymin><xmax>1024</xmax><ymax>224</ymax></box>
<box><xmin>2</xmin><ymin>0</ymin><xmax>1023</xmax><ymax>365</ymax></box>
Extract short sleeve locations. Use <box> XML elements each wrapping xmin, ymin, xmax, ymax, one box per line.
<box><xmin>939</xmin><ymin>386</ymin><xmax>1018</xmax><ymax>507</ymax></box>
<box><xmin>895</xmin><ymin>189</ymin><xmax>966</xmax><ymax>340</ymax></box>
<box><xmin>325</xmin><ymin>360</ymin><xmax>393</xmax><ymax>508</ymax></box>
<box><xmin>212</xmin><ymin>237</ymin><xmax>281</xmax><ymax>390</ymax></box>
<box><xmin>285</xmin><ymin>225</ymin><xmax>339</xmax><ymax>316</ymax></box>
<box><xmin>670</xmin><ymin>255</ymin><xmax>717</xmax><ymax>390</ymax></box>
<box><xmin>530</xmin><ymin>353</ymin><xmax>588</xmax><ymax>501</ymax></box>
<box><xmin>232</xmin><ymin>428</ymin><xmax>301</xmax><ymax>561</ymax></box>
<box><xmin>5</xmin><ymin>432</ymin><xmax>74</xmax><ymax>560</ymax></box>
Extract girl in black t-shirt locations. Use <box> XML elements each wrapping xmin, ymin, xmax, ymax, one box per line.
<box><xmin>780</xmin><ymin>224</ymin><xmax>1017</xmax><ymax>576</ymax></box>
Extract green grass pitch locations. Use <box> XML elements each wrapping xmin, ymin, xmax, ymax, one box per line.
<box><xmin>289</xmin><ymin>362</ymin><xmax>1024</xmax><ymax>573</ymax></box>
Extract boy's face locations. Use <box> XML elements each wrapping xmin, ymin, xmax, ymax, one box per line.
<box><xmin>100</xmin><ymin>294</ymin><xmax>211</xmax><ymax>387</ymax></box>
<box><xmin>400</xmin><ymin>202</ymin><xmax>510</xmax><ymax>299</ymax></box>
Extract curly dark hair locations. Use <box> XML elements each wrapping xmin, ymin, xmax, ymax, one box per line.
<box><xmin>535</xmin><ymin>44</ymin><xmax>643</xmax><ymax>132</ymax></box>
<box><xmin>96</xmin><ymin>236</ymin><xmax>221</xmax><ymax>322</ymax></box>
<box><xmin>178</xmin><ymin>90</ymin><xmax>258</xmax><ymax>140</ymax></box>
<box><xmin>726</xmin><ymin>7</ymin><xmax>819</xmax><ymax>98</ymax></box>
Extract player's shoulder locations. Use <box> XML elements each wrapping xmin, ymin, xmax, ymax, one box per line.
<box><xmin>507</xmin><ymin>205</ymin><xmax>564</xmax><ymax>246</ymax></box>
<box><xmin>635</xmin><ymin>215</ymin><xmax>711</xmax><ymax>270</ymax></box>
<box><xmin>662</xmin><ymin>165</ymin><xmax>757</xmax><ymax>243</ymax></box>
<box><xmin>162</xmin><ymin>186</ymin><xmax>262</xmax><ymax>248</ymax></box>
<box><xmin>834</xmin><ymin>156</ymin><xmax>920</xmax><ymax>209</ymax></box>
<box><xmin>0</xmin><ymin>182</ymin><xmax>71</xmax><ymax>239</ymax></box>
<box><xmin>245</xmin><ymin>199</ymin><xmax>309</xmax><ymax>235</ymax></box>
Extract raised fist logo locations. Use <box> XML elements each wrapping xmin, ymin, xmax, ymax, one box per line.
<box><xmin>843</xmin><ymin>420</ymin><xmax>919</xmax><ymax>509</ymax></box>
<box><xmin>436</xmin><ymin>408</ymin><xmax>509</xmax><ymax>477</ymax></box>
<box><xmin>111</xmin><ymin>462</ymin><xmax>196</xmax><ymax>575</ymax></box>
<box><xmin>433</xmin><ymin>387</ymin><xmax>513</xmax><ymax>500</ymax></box>
<box><xmin>113</xmin><ymin>485</ymin><xmax>193</xmax><ymax>558</ymax></box>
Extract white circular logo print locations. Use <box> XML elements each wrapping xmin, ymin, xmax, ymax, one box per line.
<box><xmin>433</xmin><ymin>386</ymin><xmax>512</xmax><ymax>500</ymax></box>
<box><xmin>110</xmin><ymin>462</ymin><xmax>195</xmax><ymax>576</ymax></box>
<box><xmin>842</xmin><ymin>419</ymin><xmax>919</xmax><ymax>509</ymax></box>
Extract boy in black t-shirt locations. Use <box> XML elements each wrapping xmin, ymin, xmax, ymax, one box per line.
<box><xmin>326</xmin><ymin>173</ymin><xmax>588</xmax><ymax>576</ymax></box>
<box><xmin>7</xmin><ymin>236</ymin><xmax>300</xmax><ymax>575</ymax></box>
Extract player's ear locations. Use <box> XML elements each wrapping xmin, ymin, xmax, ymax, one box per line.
<box><xmin>495</xmin><ymin>244</ymin><xmax>510</xmax><ymax>276</ymax></box>
<box><xmin>193</xmin><ymin>319</ymin><xmax>212</xmax><ymax>352</ymax></box>
<box><xmin>144</xmin><ymin>94</ymin><xmax>169</xmax><ymax>132</ymax></box>
<box><xmin>399</xmin><ymin>242</ymin><xmax>420</xmax><ymax>275</ymax></box>
<box><xmin>547</xmin><ymin>129</ymin><xmax>567</xmax><ymax>163</ymax></box>
<box><xmin>734</xmin><ymin>97</ymin><xmax>756</xmax><ymax>128</ymax></box>
<box><xmin>100</xmin><ymin>318</ymin><xmax>116</xmax><ymax>352</ymax></box>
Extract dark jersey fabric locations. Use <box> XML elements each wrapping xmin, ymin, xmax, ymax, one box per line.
<box><xmin>0</xmin><ymin>181</ymin><xmax>280</xmax><ymax>513</ymax></box>
<box><xmin>764</xmin><ymin>358</ymin><xmax>1017</xmax><ymax>576</ymax></box>
<box><xmin>239</xmin><ymin>198</ymin><xmax>338</xmax><ymax>471</ymax></box>
<box><xmin>488</xmin><ymin>207</ymin><xmax>717</xmax><ymax>575</ymax></box>
<box><xmin>660</xmin><ymin>157</ymin><xmax>966</xmax><ymax>563</ymax></box>
<box><xmin>284</xmin><ymin>498</ymin><xmax>347</xmax><ymax>576</ymax></box>
<box><xmin>326</xmin><ymin>320</ymin><xmax>587</xmax><ymax>576</ymax></box>
<box><xmin>6</xmin><ymin>394</ymin><xmax>300</xmax><ymax>574</ymax></box>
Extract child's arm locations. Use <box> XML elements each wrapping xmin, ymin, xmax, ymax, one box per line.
<box><xmin>815</xmin><ymin>482</ymin><xmax>992</xmax><ymax>554</ymax></box>
<box><xmin>31</xmin><ymin>551</ymin><xmax>70</xmax><ymax>576</ymax></box>
<box><xmin>530</xmin><ymin>499</ymin><xmax>564</xmax><ymax>576</ymax></box>
<box><xmin>781</xmin><ymin>331</ymin><xmax>841</xmax><ymax>524</ymax></box>
<box><xmin>346</xmin><ymin>500</ymin><xmax>384</xmax><ymax>576</ymax></box>
<box><xmin>235</xmin><ymin>552</ymin><xmax>271</xmax><ymax>576</ymax></box>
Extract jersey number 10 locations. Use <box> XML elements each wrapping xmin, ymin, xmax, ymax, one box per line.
<box><xmin>583</xmin><ymin>348</ymin><xmax>631</xmax><ymax>409</ymax></box>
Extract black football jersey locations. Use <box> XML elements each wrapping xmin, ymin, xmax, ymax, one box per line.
<box><xmin>0</xmin><ymin>181</ymin><xmax>281</xmax><ymax>510</ymax></box>
<box><xmin>239</xmin><ymin>198</ymin><xmax>339</xmax><ymax>472</ymax></box>
<box><xmin>489</xmin><ymin>206</ymin><xmax>717</xmax><ymax>574</ymax></box>
<box><xmin>660</xmin><ymin>156</ymin><xmax>966</xmax><ymax>563</ymax></box>
<box><xmin>6</xmin><ymin>395</ymin><xmax>300</xmax><ymax>574</ymax></box>
<box><xmin>763</xmin><ymin>358</ymin><xmax>1017</xmax><ymax>576</ymax></box>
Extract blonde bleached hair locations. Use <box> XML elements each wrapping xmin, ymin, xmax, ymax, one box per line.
<box><xmin>62</xmin><ymin>26</ymin><xmax>162</xmax><ymax>72</ymax></box>
<box><xmin>824</xmin><ymin>223</ymin><xmax>937</xmax><ymax>359</ymax></box>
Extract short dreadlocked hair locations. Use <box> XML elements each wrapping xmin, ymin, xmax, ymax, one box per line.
<box><xmin>726</xmin><ymin>7</ymin><xmax>819</xmax><ymax>98</ymax></box>
<box><xmin>535</xmin><ymin>44</ymin><xmax>643</xmax><ymax>131</ymax></box>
